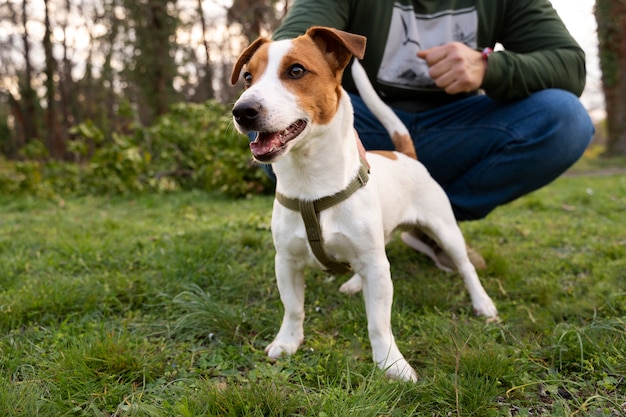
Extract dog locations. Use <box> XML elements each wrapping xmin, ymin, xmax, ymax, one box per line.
<box><xmin>230</xmin><ymin>26</ymin><xmax>497</xmax><ymax>382</ymax></box>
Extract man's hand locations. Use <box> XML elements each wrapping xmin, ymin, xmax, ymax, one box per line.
<box><xmin>417</xmin><ymin>42</ymin><xmax>486</xmax><ymax>95</ymax></box>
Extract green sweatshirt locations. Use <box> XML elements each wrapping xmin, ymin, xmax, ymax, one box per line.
<box><xmin>272</xmin><ymin>0</ymin><xmax>586</xmax><ymax>107</ymax></box>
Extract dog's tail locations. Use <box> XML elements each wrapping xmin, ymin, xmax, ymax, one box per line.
<box><xmin>351</xmin><ymin>60</ymin><xmax>417</xmax><ymax>160</ymax></box>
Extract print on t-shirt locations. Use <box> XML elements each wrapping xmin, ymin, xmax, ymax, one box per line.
<box><xmin>377</xmin><ymin>3</ymin><xmax>478</xmax><ymax>91</ymax></box>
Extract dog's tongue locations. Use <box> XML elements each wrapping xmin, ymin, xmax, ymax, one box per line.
<box><xmin>249</xmin><ymin>131</ymin><xmax>282</xmax><ymax>158</ymax></box>
<box><xmin>249</xmin><ymin>120</ymin><xmax>306</xmax><ymax>159</ymax></box>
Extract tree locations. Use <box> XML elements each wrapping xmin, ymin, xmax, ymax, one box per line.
<box><xmin>58</xmin><ymin>0</ymin><xmax>78</xmax><ymax>137</ymax></box>
<box><xmin>227</xmin><ymin>0</ymin><xmax>288</xmax><ymax>43</ymax></box>
<box><xmin>192</xmin><ymin>0</ymin><xmax>215</xmax><ymax>102</ymax></box>
<box><xmin>595</xmin><ymin>0</ymin><xmax>626</xmax><ymax>156</ymax></box>
<box><xmin>43</xmin><ymin>0</ymin><xmax>64</xmax><ymax>158</ymax></box>
<box><xmin>19</xmin><ymin>0</ymin><xmax>40</xmax><ymax>148</ymax></box>
<box><xmin>123</xmin><ymin>0</ymin><xmax>180</xmax><ymax>125</ymax></box>
<box><xmin>0</xmin><ymin>0</ymin><xmax>287</xmax><ymax>159</ymax></box>
<box><xmin>3</xmin><ymin>0</ymin><xmax>42</xmax><ymax>154</ymax></box>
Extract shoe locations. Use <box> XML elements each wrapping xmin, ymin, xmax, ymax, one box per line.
<box><xmin>400</xmin><ymin>228</ymin><xmax>486</xmax><ymax>272</ymax></box>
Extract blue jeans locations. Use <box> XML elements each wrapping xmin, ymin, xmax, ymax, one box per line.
<box><xmin>351</xmin><ymin>89</ymin><xmax>593</xmax><ymax>220</ymax></box>
<box><xmin>255</xmin><ymin>89</ymin><xmax>593</xmax><ymax>221</ymax></box>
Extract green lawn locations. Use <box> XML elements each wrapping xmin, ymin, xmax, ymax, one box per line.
<box><xmin>0</xmin><ymin>170</ymin><xmax>625</xmax><ymax>416</ymax></box>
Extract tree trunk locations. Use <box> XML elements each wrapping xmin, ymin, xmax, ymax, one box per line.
<box><xmin>595</xmin><ymin>0</ymin><xmax>626</xmax><ymax>156</ymax></box>
<box><xmin>194</xmin><ymin>0</ymin><xmax>215</xmax><ymax>102</ymax></box>
<box><xmin>20</xmin><ymin>0</ymin><xmax>39</xmax><ymax>146</ymax></box>
<box><xmin>148</xmin><ymin>0</ymin><xmax>170</xmax><ymax>118</ymax></box>
<box><xmin>59</xmin><ymin>0</ymin><xmax>76</xmax><ymax>135</ymax></box>
<box><xmin>7</xmin><ymin>92</ymin><xmax>27</xmax><ymax>155</ymax></box>
<box><xmin>103</xmin><ymin>1</ymin><xmax>120</xmax><ymax>131</ymax></box>
<box><xmin>43</xmin><ymin>0</ymin><xmax>65</xmax><ymax>159</ymax></box>
<box><xmin>124</xmin><ymin>0</ymin><xmax>178</xmax><ymax>124</ymax></box>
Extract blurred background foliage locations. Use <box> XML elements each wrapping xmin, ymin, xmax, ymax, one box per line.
<box><xmin>0</xmin><ymin>0</ymin><xmax>624</xmax><ymax>198</ymax></box>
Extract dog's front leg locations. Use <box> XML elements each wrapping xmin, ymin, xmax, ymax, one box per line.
<box><xmin>360</xmin><ymin>259</ymin><xmax>418</xmax><ymax>382</ymax></box>
<box><xmin>266</xmin><ymin>253</ymin><xmax>306</xmax><ymax>358</ymax></box>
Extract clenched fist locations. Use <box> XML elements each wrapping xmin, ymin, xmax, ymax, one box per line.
<box><xmin>417</xmin><ymin>42</ymin><xmax>487</xmax><ymax>95</ymax></box>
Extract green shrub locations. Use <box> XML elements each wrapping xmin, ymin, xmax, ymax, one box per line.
<box><xmin>0</xmin><ymin>101</ymin><xmax>273</xmax><ymax>197</ymax></box>
<box><xmin>140</xmin><ymin>101</ymin><xmax>272</xmax><ymax>196</ymax></box>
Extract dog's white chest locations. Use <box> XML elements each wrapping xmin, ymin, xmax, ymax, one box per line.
<box><xmin>271</xmin><ymin>204</ymin><xmax>356</xmax><ymax>270</ymax></box>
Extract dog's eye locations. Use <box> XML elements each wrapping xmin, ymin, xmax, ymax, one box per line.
<box><xmin>287</xmin><ymin>64</ymin><xmax>307</xmax><ymax>79</ymax></box>
<box><xmin>243</xmin><ymin>72</ymin><xmax>252</xmax><ymax>87</ymax></box>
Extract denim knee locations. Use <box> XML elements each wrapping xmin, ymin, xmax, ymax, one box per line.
<box><xmin>442</xmin><ymin>89</ymin><xmax>594</xmax><ymax>220</ymax></box>
<box><xmin>527</xmin><ymin>89</ymin><xmax>594</xmax><ymax>164</ymax></box>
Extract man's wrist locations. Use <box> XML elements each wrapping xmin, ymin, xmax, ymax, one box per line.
<box><xmin>481</xmin><ymin>47</ymin><xmax>493</xmax><ymax>68</ymax></box>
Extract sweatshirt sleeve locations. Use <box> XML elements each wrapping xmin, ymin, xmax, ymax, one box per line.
<box><xmin>272</xmin><ymin>0</ymin><xmax>352</xmax><ymax>40</ymax></box>
<box><xmin>481</xmin><ymin>0</ymin><xmax>586</xmax><ymax>100</ymax></box>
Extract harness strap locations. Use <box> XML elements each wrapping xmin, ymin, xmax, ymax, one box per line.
<box><xmin>275</xmin><ymin>160</ymin><xmax>369</xmax><ymax>275</ymax></box>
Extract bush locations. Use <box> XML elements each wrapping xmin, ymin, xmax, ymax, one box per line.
<box><xmin>142</xmin><ymin>101</ymin><xmax>272</xmax><ymax>196</ymax></box>
<box><xmin>0</xmin><ymin>101</ymin><xmax>273</xmax><ymax>197</ymax></box>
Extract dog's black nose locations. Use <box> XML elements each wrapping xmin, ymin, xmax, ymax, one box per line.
<box><xmin>233</xmin><ymin>102</ymin><xmax>262</xmax><ymax>124</ymax></box>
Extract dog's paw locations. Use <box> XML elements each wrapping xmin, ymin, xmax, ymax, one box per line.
<box><xmin>339</xmin><ymin>274</ymin><xmax>362</xmax><ymax>295</ymax></box>
<box><xmin>472</xmin><ymin>295</ymin><xmax>498</xmax><ymax>320</ymax></box>
<box><xmin>375</xmin><ymin>349</ymin><xmax>419</xmax><ymax>383</ymax></box>
<box><xmin>383</xmin><ymin>359</ymin><xmax>418</xmax><ymax>383</ymax></box>
<box><xmin>265</xmin><ymin>339</ymin><xmax>301</xmax><ymax>359</ymax></box>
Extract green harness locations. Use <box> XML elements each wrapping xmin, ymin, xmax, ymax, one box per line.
<box><xmin>275</xmin><ymin>160</ymin><xmax>370</xmax><ymax>275</ymax></box>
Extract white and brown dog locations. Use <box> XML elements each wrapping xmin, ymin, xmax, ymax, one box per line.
<box><xmin>231</xmin><ymin>26</ymin><xmax>497</xmax><ymax>382</ymax></box>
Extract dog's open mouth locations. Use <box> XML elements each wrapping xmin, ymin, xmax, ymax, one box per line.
<box><xmin>250</xmin><ymin>119</ymin><xmax>307</xmax><ymax>162</ymax></box>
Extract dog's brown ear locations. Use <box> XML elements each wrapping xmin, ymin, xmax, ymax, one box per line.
<box><xmin>230</xmin><ymin>37</ymin><xmax>270</xmax><ymax>86</ymax></box>
<box><xmin>306</xmin><ymin>26</ymin><xmax>367</xmax><ymax>71</ymax></box>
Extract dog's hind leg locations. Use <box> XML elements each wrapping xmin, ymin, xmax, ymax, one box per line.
<box><xmin>429</xmin><ymin>224</ymin><xmax>498</xmax><ymax>319</ymax></box>
<box><xmin>266</xmin><ymin>254</ymin><xmax>306</xmax><ymax>358</ymax></box>
<box><xmin>339</xmin><ymin>273</ymin><xmax>363</xmax><ymax>294</ymax></box>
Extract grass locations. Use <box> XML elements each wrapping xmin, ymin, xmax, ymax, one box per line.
<box><xmin>0</xmin><ymin>162</ymin><xmax>625</xmax><ymax>416</ymax></box>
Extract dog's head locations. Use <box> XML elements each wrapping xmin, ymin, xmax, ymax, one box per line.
<box><xmin>231</xmin><ymin>26</ymin><xmax>366</xmax><ymax>163</ymax></box>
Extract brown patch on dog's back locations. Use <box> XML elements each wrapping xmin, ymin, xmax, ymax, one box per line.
<box><xmin>391</xmin><ymin>132</ymin><xmax>417</xmax><ymax>160</ymax></box>
<box><xmin>369</xmin><ymin>150</ymin><xmax>398</xmax><ymax>160</ymax></box>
